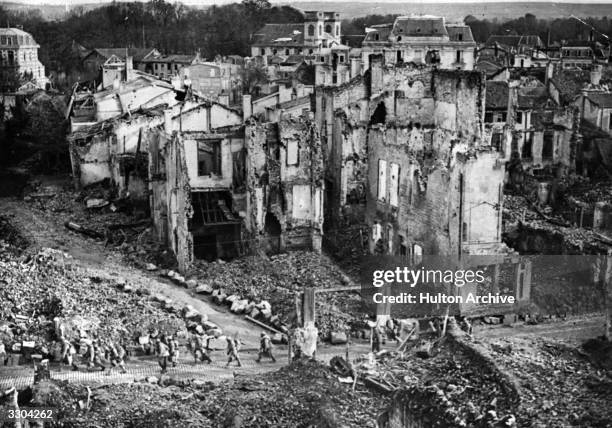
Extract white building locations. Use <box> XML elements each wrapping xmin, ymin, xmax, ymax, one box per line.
<box><xmin>0</xmin><ymin>27</ymin><xmax>48</xmax><ymax>91</ymax></box>
<box><xmin>361</xmin><ymin>16</ymin><xmax>476</xmax><ymax>71</ymax></box>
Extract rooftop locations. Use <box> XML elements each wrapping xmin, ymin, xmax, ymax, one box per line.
<box><xmin>485</xmin><ymin>81</ymin><xmax>509</xmax><ymax>109</ymax></box>
<box><xmin>0</xmin><ymin>28</ymin><xmax>39</xmax><ymax>46</ymax></box>
<box><xmin>586</xmin><ymin>92</ymin><xmax>612</xmax><ymax>108</ymax></box>
<box><xmin>485</xmin><ymin>35</ymin><xmax>543</xmax><ymax>49</ymax></box>
<box><xmin>87</xmin><ymin>48</ymin><xmax>157</xmax><ymax>62</ymax></box>
<box><xmin>252</xmin><ymin>23</ymin><xmax>305</xmax><ymax>47</ymax></box>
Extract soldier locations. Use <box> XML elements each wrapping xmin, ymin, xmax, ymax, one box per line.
<box><xmin>191</xmin><ymin>334</ymin><xmax>212</xmax><ymax>364</ymax></box>
<box><xmin>61</xmin><ymin>337</ymin><xmax>78</xmax><ymax>371</ymax></box>
<box><xmin>107</xmin><ymin>341</ymin><xmax>127</xmax><ymax>374</ymax></box>
<box><xmin>225</xmin><ymin>336</ymin><xmax>242</xmax><ymax>368</ymax></box>
<box><xmin>255</xmin><ymin>332</ymin><xmax>276</xmax><ymax>363</ymax></box>
<box><xmin>168</xmin><ymin>335</ymin><xmax>180</xmax><ymax>368</ymax></box>
<box><xmin>155</xmin><ymin>337</ymin><xmax>170</xmax><ymax>373</ymax></box>
<box><xmin>91</xmin><ymin>339</ymin><xmax>107</xmax><ymax>372</ymax></box>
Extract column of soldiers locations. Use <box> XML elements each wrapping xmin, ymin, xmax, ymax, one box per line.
<box><xmin>57</xmin><ymin>329</ymin><xmax>277</xmax><ymax>374</ymax></box>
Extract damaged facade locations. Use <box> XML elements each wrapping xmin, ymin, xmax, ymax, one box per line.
<box><xmin>245</xmin><ymin>117</ymin><xmax>324</xmax><ymax>255</ymax></box>
<box><xmin>315</xmin><ymin>55</ymin><xmax>510</xmax><ymax>257</ymax></box>
<box><xmin>149</xmin><ymin>101</ymin><xmax>246</xmax><ymax>271</ymax></box>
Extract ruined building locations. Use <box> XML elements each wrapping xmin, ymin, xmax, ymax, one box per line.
<box><xmin>245</xmin><ymin>117</ymin><xmax>324</xmax><ymax>255</ymax></box>
<box><xmin>315</xmin><ymin>55</ymin><xmax>510</xmax><ymax>257</ymax></box>
<box><xmin>361</xmin><ymin>16</ymin><xmax>476</xmax><ymax>72</ymax></box>
<box><xmin>148</xmin><ymin>101</ymin><xmax>246</xmax><ymax>271</ymax></box>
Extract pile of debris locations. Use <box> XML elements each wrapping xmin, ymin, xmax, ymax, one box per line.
<box><xmin>23</xmin><ymin>180</ymin><xmax>174</xmax><ymax>268</ymax></box>
<box><xmin>191</xmin><ymin>252</ymin><xmax>365</xmax><ymax>338</ymax></box>
<box><xmin>340</xmin><ymin>320</ymin><xmax>612</xmax><ymax>427</ymax></box>
<box><xmin>340</xmin><ymin>329</ymin><xmax>519</xmax><ymax>426</ymax></box>
<box><xmin>8</xmin><ymin>360</ymin><xmax>387</xmax><ymax>427</ymax></box>
<box><xmin>0</xmin><ymin>240</ymin><xmax>184</xmax><ymax>359</ymax></box>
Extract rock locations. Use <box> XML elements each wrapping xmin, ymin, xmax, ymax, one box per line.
<box><xmin>123</xmin><ymin>284</ymin><xmax>133</xmax><ymax>293</ymax></box>
<box><xmin>202</xmin><ymin>321</ymin><xmax>219</xmax><ymax>331</ymax></box>
<box><xmin>152</xmin><ymin>294</ymin><xmax>166</xmax><ymax>303</ymax></box>
<box><xmin>166</xmin><ymin>270</ymin><xmax>177</xmax><ymax>279</ymax></box>
<box><xmin>484</xmin><ymin>316</ymin><xmax>501</xmax><ymax>325</ymax></box>
<box><xmin>146</xmin><ymin>376</ymin><xmax>159</xmax><ymax>384</ymax></box>
<box><xmin>330</xmin><ymin>331</ymin><xmax>348</xmax><ymax>345</ymax></box>
<box><xmin>206</xmin><ymin>328</ymin><xmax>223</xmax><ymax>338</ymax></box>
<box><xmin>249</xmin><ymin>308</ymin><xmax>261</xmax><ymax>319</ymax></box>
<box><xmin>185</xmin><ymin>279</ymin><xmax>198</xmax><ymax>289</ymax></box>
<box><xmin>195</xmin><ymin>283</ymin><xmax>213</xmax><ymax>294</ymax></box>
<box><xmin>230</xmin><ymin>299</ymin><xmax>248</xmax><ymax>314</ymax></box>
<box><xmin>174</xmin><ymin>274</ymin><xmax>186</xmax><ymax>284</ymax></box>
<box><xmin>86</xmin><ymin>198</ymin><xmax>109</xmax><ymax>209</ymax></box>
<box><xmin>194</xmin><ymin>325</ymin><xmax>205</xmax><ymax>335</ymax></box>
<box><xmin>182</xmin><ymin>305</ymin><xmax>200</xmax><ymax>320</ymax></box>
<box><xmin>226</xmin><ymin>294</ymin><xmax>239</xmax><ymax>302</ymax></box>
<box><xmin>115</xmin><ymin>277</ymin><xmax>127</xmax><ymax>287</ymax></box>
<box><xmin>145</xmin><ymin>263</ymin><xmax>157</xmax><ymax>271</ymax></box>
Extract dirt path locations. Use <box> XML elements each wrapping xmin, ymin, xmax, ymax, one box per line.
<box><xmin>0</xmin><ymin>196</ymin><xmax>263</xmax><ymax>348</ymax></box>
<box><xmin>474</xmin><ymin>314</ymin><xmax>605</xmax><ymax>345</ymax></box>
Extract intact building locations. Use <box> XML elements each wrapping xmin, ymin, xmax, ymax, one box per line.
<box><xmin>0</xmin><ymin>28</ymin><xmax>48</xmax><ymax>91</ymax></box>
<box><xmin>361</xmin><ymin>16</ymin><xmax>477</xmax><ymax>71</ymax></box>
<box><xmin>251</xmin><ymin>11</ymin><xmax>342</xmax><ymax>58</ymax></box>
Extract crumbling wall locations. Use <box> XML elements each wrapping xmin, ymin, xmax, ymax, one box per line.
<box><xmin>69</xmin><ymin>135</ymin><xmax>112</xmax><ymax>187</ymax></box>
<box><xmin>161</xmin><ymin>132</ymin><xmax>194</xmax><ymax>273</ymax></box>
<box><xmin>366</xmin><ymin>125</ymin><xmax>505</xmax><ymax>257</ymax></box>
<box><xmin>245</xmin><ymin>116</ymin><xmax>324</xmax><ymax>253</ymax></box>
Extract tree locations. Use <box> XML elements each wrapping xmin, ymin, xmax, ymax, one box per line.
<box><xmin>240</xmin><ymin>61</ymin><xmax>268</xmax><ymax>95</ymax></box>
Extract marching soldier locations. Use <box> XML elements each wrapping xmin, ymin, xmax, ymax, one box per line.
<box><xmin>255</xmin><ymin>332</ymin><xmax>276</xmax><ymax>363</ymax></box>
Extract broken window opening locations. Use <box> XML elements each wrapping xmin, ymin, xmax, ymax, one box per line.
<box><xmin>396</xmin><ymin>50</ymin><xmax>403</xmax><ymax>63</ymax></box>
<box><xmin>425</xmin><ymin>50</ymin><xmax>440</xmax><ymax>65</ymax></box>
<box><xmin>491</xmin><ymin>133</ymin><xmax>503</xmax><ymax>153</ymax></box>
<box><xmin>542</xmin><ymin>131</ymin><xmax>554</xmax><ymax>159</ymax></box>
<box><xmin>197</xmin><ymin>140</ymin><xmax>222</xmax><ymax>176</ymax></box>
<box><xmin>308</xmin><ymin>25</ymin><xmax>315</xmax><ymax>36</ymax></box>
<box><xmin>370</xmin><ymin>102</ymin><xmax>386</xmax><ymax>125</ymax></box>
<box><xmin>521</xmin><ymin>132</ymin><xmax>533</xmax><ymax>159</ymax></box>
<box><xmin>264</xmin><ymin>213</ymin><xmax>282</xmax><ymax>254</ymax></box>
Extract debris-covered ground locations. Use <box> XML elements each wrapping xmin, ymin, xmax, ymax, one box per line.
<box><xmin>8</xmin><ymin>360</ymin><xmax>388</xmax><ymax>428</ymax></box>
<box><xmin>0</xmin><ymin>237</ymin><xmax>185</xmax><ymax>353</ymax></box>
<box><xmin>192</xmin><ymin>253</ymin><xmax>366</xmax><ymax>339</ymax></box>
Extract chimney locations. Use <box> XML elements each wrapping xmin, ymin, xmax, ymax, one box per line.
<box><xmin>218</xmin><ymin>93</ymin><xmax>230</xmax><ymax>106</ymax></box>
<box><xmin>350</xmin><ymin>57</ymin><xmax>361</xmax><ymax>78</ymax></box>
<box><xmin>125</xmin><ymin>56</ymin><xmax>134</xmax><ymax>82</ymax></box>
<box><xmin>242</xmin><ymin>94</ymin><xmax>252</xmax><ymax>121</ymax></box>
<box><xmin>164</xmin><ymin>109</ymin><xmax>173</xmax><ymax>134</ymax></box>
<box><xmin>590</xmin><ymin>64</ymin><xmax>602</xmax><ymax>86</ymax></box>
<box><xmin>370</xmin><ymin>54</ymin><xmax>384</xmax><ymax>95</ymax></box>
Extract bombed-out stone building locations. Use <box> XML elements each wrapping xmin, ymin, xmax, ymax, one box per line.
<box><xmin>148</xmin><ymin>101</ymin><xmax>246</xmax><ymax>271</ymax></box>
<box><xmin>245</xmin><ymin>117</ymin><xmax>324</xmax><ymax>255</ymax></box>
<box><xmin>315</xmin><ymin>55</ymin><xmax>511</xmax><ymax>257</ymax></box>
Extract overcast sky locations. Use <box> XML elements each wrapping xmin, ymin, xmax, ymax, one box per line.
<box><xmin>9</xmin><ymin>0</ymin><xmax>612</xmax><ymax>5</ymax></box>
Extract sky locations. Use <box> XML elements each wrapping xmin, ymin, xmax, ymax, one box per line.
<box><xmin>8</xmin><ymin>0</ymin><xmax>612</xmax><ymax>5</ymax></box>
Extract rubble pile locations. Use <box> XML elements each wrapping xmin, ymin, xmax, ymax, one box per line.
<box><xmin>197</xmin><ymin>360</ymin><xmax>387</xmax><ymax>427</ymax></box>
<box><xmin>503</xmin><ymin>195</ymin><xmax>612</xmax><ymax>254</ymax></box>
<box><xmin>483</xmin><ymin>336</ymin><xmax>612</xmax><ymax>427</ymax></box>
<box><xmin>350</xmin><ymin>337</ymin><xmax>519</xmax><ymax>426</ymax></box>
<box><xmin>0</xmin><ymin>241</ymin><xmax>184</xmax><ymax>354</ymax></box>
<box><xmin>23</xmin><ymin>181</ymin><xmax>174</xmax><ymax>268</ymax></box>
<box><xmin>192</xmin><ymin>252</ymin><xmax>365</xmax><ymax>338</ymax></box>
<box><xmin>0</xmin><ymin>215</ymin><xmax>29</xmax><ymax>250</ymax></box>
<box><xmin>16</xmin><ymin>361</ymin><xmax>386</xmax><ymax>427</ymax></box>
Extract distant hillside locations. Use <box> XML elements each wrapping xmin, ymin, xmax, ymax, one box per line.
<box><xmin>4</xmin><ymin>1</ymin><xmax>612</xmax><ymax>22</ymax></box>
<box><xmin>2</xmin><ymin>1</ymin><xmax>101</xmax><ymax>21</ymax></box>
<box><xmin>285</xmin><ymin>2</ymin><xmax>612</xmax><ymax>22</ymax></box>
